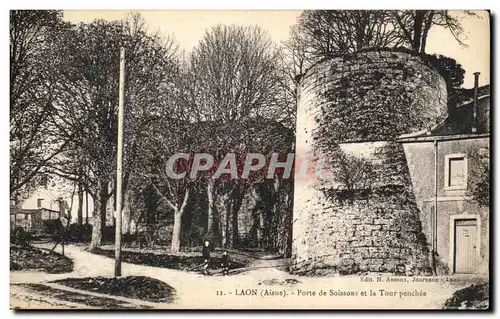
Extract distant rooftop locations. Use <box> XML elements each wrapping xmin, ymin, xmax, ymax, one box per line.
<box><xmin>398</xmin><ymin>85</ymin><xmax>490</xmax><ymax>142</ymax></box>
<box><xmin>454</xmin><ymin>85</ymin><xmax>490</xmax><ymax>106</ymax></box>
<box><xmin>10</xmin><ymin>207</ymin><xmax>61</xmax><ymax>214</ymax></box>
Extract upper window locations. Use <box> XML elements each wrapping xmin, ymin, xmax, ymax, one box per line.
<box><xmin>444</xmin><ymin>154</ymin><xmax>468</xmax><ymax>190</ymax></box>
<box><xmin>37</xmin><ymin>198</ymin><xmax>43</xmax><ymax>208</ymax></box>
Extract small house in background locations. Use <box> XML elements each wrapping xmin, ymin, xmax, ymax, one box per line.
<box><xmin>10</xmin><ymin>184</ymin><xmax>69</xmax><ymax>234</ymax></box>
<box><xmin>10</xmin><ymin>177</ymin><xmax>95</xmax><ymax>226</ymax></box>
<box><xmin>398</xmin><ymin>73</ymin><xmax>490</xmax><ymax>275</ymax></box>
<box><xmin>10</xmin><ymin>207</ymin><xmax>62</xmax><ymax>234</ymax></box>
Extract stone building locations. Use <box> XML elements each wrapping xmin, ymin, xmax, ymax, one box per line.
<box><xmin>292</xmin><ymin>48</ymin><xmax>489</xmax><ymax>275</ymax></box>
<box><xmin>398</xmin><ymin>78</ymin><xmax>490</xmax><ymax>275</ymax></box>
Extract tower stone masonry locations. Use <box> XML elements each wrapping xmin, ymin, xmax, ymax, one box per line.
<box><xmin>292</xmin><ymin>49</ymin><xmax>448</xmax><ymax>275</ymax></box>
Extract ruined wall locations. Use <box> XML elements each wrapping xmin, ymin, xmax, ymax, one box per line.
<box><xmin>293</xmin><ymin>142</ymin><xmax>431</xmax><ymax>274</ymax></box>
<box><xmin>293</xmin><ymin>50</ymin><xmax>447</xmax><ymax>274</ymax></box>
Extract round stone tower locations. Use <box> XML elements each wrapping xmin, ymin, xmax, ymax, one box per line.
<box><xmin>292</xmin><ymin>49</ymin><xmax>447</xmax><ymax>275</ymax></box>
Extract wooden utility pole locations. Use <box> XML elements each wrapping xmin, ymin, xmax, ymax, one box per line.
<box><xmin>115</xmin><ymin>47</ymin><xmax>125</xmax><ymax>277</ymax></box>
<box><xmin>433</xmin><ymin>139</ymin><xmax>438</xmax><ymax>275</ymax></box>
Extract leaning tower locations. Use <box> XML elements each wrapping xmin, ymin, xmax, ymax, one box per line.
<box><xmin>292</xmin><ymin>49</ymin><xmax>448</xmax><ymax>275</ymax></box>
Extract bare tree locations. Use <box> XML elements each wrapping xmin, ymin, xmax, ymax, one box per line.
<box><xmin>296</xmin><ymin>10</ymin><xmax>404</xmax><ymax>61</ymax></box>
<box><xmin>275</xmin><ymin>24</ymin><xmax>308</xmax><ymax>131</ymax></box>
<box><xmin>393</xmin><ymin>10</ymin><xmax>475</xmax><ymax>53</ymax></box>
<box><xmin>293</xmin><ymin>10</ymin><xmax>475</xmax><ymax>62</ymax></box>
<box><xmin>139</xmin><ymin>116</ymin><xmax>201</xmax><ymax>252</ymax></box>
<box><xmin>188</xmin><ymin>25</ymin><xmax>286</xmax><ymax>123</ymax></box>
<box><xmin>9</xmin><ymin>10</ymin><xmax>75</xmax><ymax>197</ymax></box>
<box><xmin>187</xmin><ymin>25</ymin><xmax>289</xmax><ymax>247</ymax></box>
<box><xmin>48</xmin><ymin>14</ymin><xmax>179</xmax><ymax>250</ymax></box>
<box><xmin>323</xmin><ymin>146</ymin><xmax>376</xmax><ymax>204</ymax></box>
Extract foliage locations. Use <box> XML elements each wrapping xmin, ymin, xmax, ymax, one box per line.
<box><xmin>41</xmin><ymin>219</ymin><xmax>64</xmax><ymax>236</ymax></box>
<box><xmin>293</xmin><ymin>10</ymin><xmax>474</xmax><ymax>66</ymax></box>
<box><xmin>10</xmin><ymin>13</ymin><xmax>295</xmax><ymax>254</ymax></box>
<box><xmin>467</xmin><ymin>147</ymin><xmax>490</xmax><ymax>207</ymax></box>
<box><xmin>90</xmin><ymin>247</ymin><xmax>246</xmax><ymax>271</ymax></box>
<box><xmin>44</xmin><ymin>14</ymin><xmax>179</xmax><ymax>249</ymax></box>
<box><xmin>297</xmin><ymin>10</ymin><xmax>404</xmax><ymax>61</ymax></box>
<box><xmin>10</xmin><ymin>227</ymin><xmax>32</xmax><ymax>246</ymax></box>
<box><xmin>53</xmin><ymin>276</ymin><xmax>176</xmax><ymax>303</ymax></box>
<box><xmin>422</xmin><ymin>53</ymin><xmax>465</xmax><ymax>109</ymax></box>
<box><xmin>9</xmin><ymin>10</ymin><xmax>73</xmax><ymax>196</ymax></box>
<box><xmin>68</xmin><ymin>223</ymin><xmax>92</xmax><ymax>241</ymax></box>
<box><xmin>183</xmin><ymin>24</ymin><xmax>294</xmax><ymax>249</ymax></box>
<box><xmin>393</xmin><ymin>10</ymin><xmax>475</xmax><ymax>53</ymax></box>
<box><xmin>10</xmin><ymin>245</ymin><xmax>73</xmax><ymax>273</ymax></box>
<box><xmin>319</xmin><ymin>146</ymin><xmax>376</xmax><ymax>204</ymax></box>
<box><xmin>443</xmin><ymin>283</ymin><xmax>489</xmax><ymax>310</ymax></box>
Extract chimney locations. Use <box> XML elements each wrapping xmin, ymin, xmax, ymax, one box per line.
<box><xmin>472</xmin><ymin>72</ymin><xmax>480</xmax><ymax>133</ymax></box>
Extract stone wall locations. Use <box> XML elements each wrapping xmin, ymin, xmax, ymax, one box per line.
<box><xmin>299</xmin><ymin>49</ymin><xmax>447</xmax><ymax>147</ymax></box>
<box><xmin>293</xmin><ymin>50</ymin><xmax>446</xmax><ymax>274</ymax></box>
<box><xmin>292</xmin><ymin>142</ymin><xmax>431</xmax><ymax>274</ymax></box>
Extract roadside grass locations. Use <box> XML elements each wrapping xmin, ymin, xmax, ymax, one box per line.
<box><xmin>90</xmin><ymin>246</ymin><xmax>249</xmax><ymax>272</ymax></box>
<box><xmin>10</xmin><ymin>245</ymin><xmax>73</xmax><ymax>274</ymax></box>
<box><xmin>52</xmin><ymin>275</ymin><xmax>176</xmax><ymax>303</ymax></box>
<box><xmin>443</xmin><ymin>283</ymin><xmax>489</xmax><ymax>310</ymax></box>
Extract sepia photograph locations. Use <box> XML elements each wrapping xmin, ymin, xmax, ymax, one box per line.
<box><xmin>8</xmin><ymin>8</ymin><xmax>491</xmax><ymax>310</ymax></box>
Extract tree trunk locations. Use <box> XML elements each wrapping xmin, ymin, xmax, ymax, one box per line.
<box><xmin>89</xmin><ymin>181</ymin><xmax>108</xmax><ymax>250</ymax></box>
<box><xmin>207</xmin><ymin>179</ymin><xmax>221</xmax><ymax>246</ymax></box>
<box><xmin>100</xmin><ymin>183</ymin><xmax>108</xmax><ymax>235</ymax></box>
<box><xmin>230</xmin><ymin>185</ymin><xmax>245</xmax><ymax>248</ymax></box>
<box><xmin>412</xmin><ymin>11</ymin><xmax>425</xmax><ymax>51</ymax></box>
<box><xmin>225</xmin><ymin>198</ymin><xmax>233</xmax><ymax>248</ymax></box>
<box><xmin>171</xmin><ymin>210</ymin><xmax>182</xmax><ymax>252</ymax></box>
<box><xmin>420</xmin><ymin>11</ymin><xmax>434</xmax><ymax>53</ymax></box>
<box><xmin>85</xmin><ymin>191</ymin><xmax>89</xmax><ymax>224</ymax></box>
<box><xmin>259</xmin><ymin>208</ymin><xmax>265</xmax><ymax>248</ymax></box>
<box><xmin>269</xmin><ymin>178</ymin><xmax>281</xmax><ymax>252</ymax></box>
<box><xmin>223</xmin><ymin>200</ymin><xmax>229</xmax><ymax>248</ymax></box>
<box><xmin>122</xmin><ymin>190</ymin><xmax>131</xmax><ymax>234</ymax></box>
<box><xmin>216</xmin><ymin>183</ymin><xmax>246</xmax><ymax>249</ymax></box>
<box><xmin>217</xmin><ymin>192</ymin><xmax>234</xmax><ymax>248</ymax></box>
<box><xmin>170</xmin><ymin>187</ymin><xmax>190</xmax><ymax>252</ymax></box>
<box><xmin>77</xmin><ymin>181</ymin><xmax>83</xmax><ymax>225</ymax></box>
<box><xmin>126</xmin><ymin>195</ymin><xmax>133</xmax><ymax>234</ymax></box>
<box><xmin>230</xmin><ymin>201</ymin><xmax>239</xmax><ymax>247</ymax></box>
<box><xmin>284</xmin><ymin>183</ymin><xmax>294</xmax><ymax>258</ymax></box>
<box><xmin>89</xmin><ymin>204</ymin><xmax>102</xmax><ymax>250</ymax></box>
<box><xmin>68</xmin><ymin>182</ymin><xmax>76</xmax><ymax>224</ymax></box>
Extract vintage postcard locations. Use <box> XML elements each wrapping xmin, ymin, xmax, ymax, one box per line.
<box><xmin>9</xmin><ymin>9</ymin><xmax>490</xmax><ymax>310</ymax></box>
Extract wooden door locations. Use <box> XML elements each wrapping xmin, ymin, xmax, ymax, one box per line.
<box><xmin>454</xmin><ymin>219</ymin><xmax>478</xmax><ymax>274</ymax></box>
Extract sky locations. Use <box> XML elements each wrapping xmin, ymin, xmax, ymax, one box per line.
<box><xmin>63</xmin><ymin>10</ymin><xmax>490</xmax><ymax>88</ymax></box>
